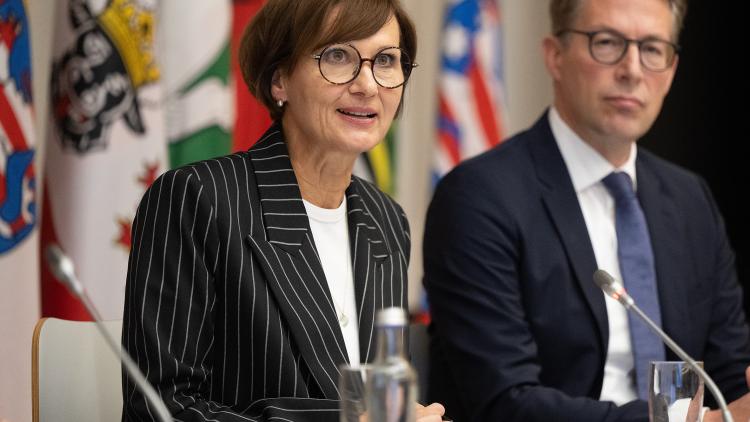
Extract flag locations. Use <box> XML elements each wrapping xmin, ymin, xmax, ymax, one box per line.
<box><xmin>353</xmin><ymin>125</ymin><xmax>397</xmax><ymax>195</ymax></box>
<box><xmin>418</xmin><ymin>0</ymin><xmax>508</xmax><ymax>318</ymax></box>
<box><xmin>231</xmin><ymin>0</ymin><xmax>271</xmax><ymax>151</ymax></box>
<box><xmin>367</xmin><ymin>126</ymin><xmax>396</xmax><ymax>195</ymax></box>
<box><xmin>434</xmin><ymin>0</ymin><xmax>507</xmax><ymax>183</ymax></box>
<box><xmin>161</xmin><ymin>0</ymin><xmax>233</xmax><ymax>168</ymax></box>
<box><xmin>41</xmin><ymin>0</ymin><xmax>168</xmax><ymax>320</ymax></box>
<box><xmin>0</xmin><ymin>1</ymin><xmax>38</xmax><ymax>420</ymax></box>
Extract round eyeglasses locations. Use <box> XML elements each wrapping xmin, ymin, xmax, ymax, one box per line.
<box><xmin>312</xmin><ymin>44</ymin><xmax>417</xmax><ymax>89</ymax></box>
<box><xmin>557</xmin><ymin>29</ymin><xmax>680</xmax><ymax>72</ymax></box>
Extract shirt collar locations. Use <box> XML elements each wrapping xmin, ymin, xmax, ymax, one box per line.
<box><xmin>548</xmin><ymin>107</ymin><xmax>638</xmax><ymax>193</ymax></box>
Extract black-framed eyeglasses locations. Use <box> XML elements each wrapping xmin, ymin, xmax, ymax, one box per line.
<box><xmin>556</xmin><ymin>29</ymin><xmax>680</xmax><ymax>72</ymax></box>
<box><xmin>312</xmin><ymin>43</ymin><xmax>418</xmax><ymax>89</ymax></box>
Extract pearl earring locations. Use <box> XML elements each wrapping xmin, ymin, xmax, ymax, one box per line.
<box><xmin>277</xmin><ymin>100</ymin><xmax>285</xmax><ymax>108</ymax></box>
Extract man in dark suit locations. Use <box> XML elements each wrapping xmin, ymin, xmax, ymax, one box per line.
<box><xmin>423</xmin><ymin>0</ymin><xmax>750</xmax><ymax>421</ymax></box>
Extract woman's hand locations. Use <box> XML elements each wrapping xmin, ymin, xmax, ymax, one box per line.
<box><xmin>416</xmin><ymin>402</ymin><xmax>446</xmax><ymax>422</ymax></box>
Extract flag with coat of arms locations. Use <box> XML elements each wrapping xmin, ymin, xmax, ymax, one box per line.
<box><xmin>41</xmin><ymin>0</ymin><xmax>239</xmax><ymax>321</ymax></box>
<box><xmin>41</xmin><ymin>0</ymin><xmax>169</xmax><ymax>320</ymax></box>
<box><xmin>0</xmin><ymin>0</ymin><xmax>39</xmax><ymax>420</ymax></box>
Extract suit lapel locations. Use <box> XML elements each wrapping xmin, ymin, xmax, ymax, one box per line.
<box><xmin>346</xmin><ymin>179</ymin><xmax>390</xmax><ymax>363</ymax></box>
<box><xmin>636</xmin><ymin>156</ymin><xmax>690</xmax><ymax>347</ymax></box>
<box><xmin>530</xmin><ymin>114</ymin><xmax>609</xmax><ymax>353</ymax></box>
<box><xmin>244</xmin><ymin>125</ymin><xmax>348</xmax><ymax>399</ymax></box>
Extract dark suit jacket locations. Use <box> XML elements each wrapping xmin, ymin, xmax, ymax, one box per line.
<box><xmin>122</xmin><ymin>124</ymin><xmax>411</xmax><ymax>421</ymax></box>
<box><xmin>423</xmin><ymin>112</ymin><xmax>750</xmax><ymax>422</ymax></box>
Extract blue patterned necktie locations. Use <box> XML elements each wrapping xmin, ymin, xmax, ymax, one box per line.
<box><xmin>602</xmin><ymin>171</ymin><xmax>665</xmax><ymax>400</ymax></box>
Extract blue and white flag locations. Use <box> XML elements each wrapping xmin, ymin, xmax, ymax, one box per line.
<box><xmin>0</xmin><ymin>1</ymin><xmax>38</xmax><ymax>420</ymax></box>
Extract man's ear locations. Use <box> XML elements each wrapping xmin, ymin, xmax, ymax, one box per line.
<box><xmin>542</xmin><ymin>35</ymin><xmax>564</xmax><ymax>82</ymax></box>
<box><xmin>663</xmin><ymin>54</ymin><xmax>679</xmax><ymax>92</ymax></box>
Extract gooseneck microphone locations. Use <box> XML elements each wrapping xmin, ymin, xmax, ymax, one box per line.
<box><xmin>593</xmin><ymin>269</ymin><xmax>733</xmax><ymax>422</ymax></box>
<box><xmin>45</xmin><ymin>245</ymin><xmax>172</xmax><ymax>422</ymax></box>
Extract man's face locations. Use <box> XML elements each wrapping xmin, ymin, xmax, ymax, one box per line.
<box><xmin>545</xmin><ymin>0</ymin><xmax>678</xmax><ymax>154</ymax></box>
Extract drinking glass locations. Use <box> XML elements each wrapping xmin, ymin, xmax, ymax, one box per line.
<box><xmin>339</xmin><ymin>364</ymin><xmax>369</xmax><ymax>422</ymax></box>
<box><xmin>648</xmin><ymin>361</ymin><xmax>704</xmax><ymax>422</ymax></box>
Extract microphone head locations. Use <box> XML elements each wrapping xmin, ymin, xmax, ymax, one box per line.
<box><xmin>593</xmin><ymin>269</ymin><xmax>633</xmax><ymax>307</ymax></box>
<box><xmin>593</xmin><ymin>269</ymin><xmax>615</xmax><ymax>290</ymax></box>
<box><xmin>45</xmin><ymin>244</ymin><xmax>81</xmax><ymax>295</ymax></box>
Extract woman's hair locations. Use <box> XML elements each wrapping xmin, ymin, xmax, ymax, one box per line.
<box><xmin>239</xmin><ymin>0</ymin><xmax>417</xmax><ymax>121</ymax></box>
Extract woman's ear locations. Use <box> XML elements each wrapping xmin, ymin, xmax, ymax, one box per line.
<box><xmin>271</xmin><ymin>68</ymin><xmax>287</xmax><ymax>103</ymax></box>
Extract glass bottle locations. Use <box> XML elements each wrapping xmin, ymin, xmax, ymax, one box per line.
<box><xmin>365</xmin><ymin>307</ymin><xmax>417</xmax><ymax>422</ymax></box>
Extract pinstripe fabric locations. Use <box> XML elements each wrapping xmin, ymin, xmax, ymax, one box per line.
<box><xmin>122</xmin><ymin>124</ymin><xmax>410</xmax><ymax>421</ymax></box>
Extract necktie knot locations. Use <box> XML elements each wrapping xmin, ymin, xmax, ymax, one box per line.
<box><xmin>602</xmin><ymin>172</ymin><xmax>636</xmax><ymax>202</ymax></box>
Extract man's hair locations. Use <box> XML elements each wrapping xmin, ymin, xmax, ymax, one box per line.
<box><xmin>239</xmin><ymin>0</ymin><xmax>417</xmax><ymax>121</ymax></box>
<box><xmin>549</xmin><ymin>0</ymin><xmax>688</xmax><ymax>42</ymax></box>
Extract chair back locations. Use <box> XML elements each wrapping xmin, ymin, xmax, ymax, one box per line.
<box><xmin>32</xmin><ymin>317</ymin><xmax>123</xmax><ymax>422</ymax></box>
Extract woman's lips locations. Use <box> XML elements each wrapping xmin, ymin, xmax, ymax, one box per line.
<box><xmin>337</xmin><ymin>107</ymin><xmax>378</xmax><ymax>126</ymax></box>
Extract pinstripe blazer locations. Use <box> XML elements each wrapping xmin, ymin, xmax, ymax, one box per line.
<box><xmin>122</xmin><ymin>124</ymin><xmax>411</xmax><ymax>421</ymax></box>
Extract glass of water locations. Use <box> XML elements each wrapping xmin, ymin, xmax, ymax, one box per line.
<box><xmin>339</xmin><ymin>364</ymin><xmax>370</xmax><ymax>422</ymax></box>
<box><xmin>648</xmin><ymin>361</ymin><xmax>704</xmax><ymax>422</ymax></box>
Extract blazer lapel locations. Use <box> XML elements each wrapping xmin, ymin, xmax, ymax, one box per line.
<box><xmin>346</xmin><ymin>179</ymin><xmax>390</xmax><ymax>363</ymax></box>
<box><xmin>636</xmin><ymin>156</ymin><xmax>690</xmax><ymax>349</ymax></box>
<box><xmin>530</xmin><ymin>114</ymin><xmax>609</xmax><ymax>354</ymax></box>
<box><xmin>244</xmin><ymin>125</ymin><xmax>348</xmax><ymax>399</ymax></box>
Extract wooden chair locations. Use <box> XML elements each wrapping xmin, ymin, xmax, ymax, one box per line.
<box><xmin>32</xmin><ymin>317</ymin><xmax>123</xmax><ymax>422</ymax></box>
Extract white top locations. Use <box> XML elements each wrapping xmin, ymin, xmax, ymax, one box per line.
<box><xmin>303</xmin><ymin>197</ymin><xmax>360</xmax><ymax>366</ymax></box>
<box><xmin>549</xmin><ymin>107</ymin><xmax>639</xmax><ymax>405</ymax></box>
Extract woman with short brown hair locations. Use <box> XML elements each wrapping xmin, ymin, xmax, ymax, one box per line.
<box><xmin>122</xmin><ymin>0</ymin><xmax>443</xmax><ymax>421</ymax></box>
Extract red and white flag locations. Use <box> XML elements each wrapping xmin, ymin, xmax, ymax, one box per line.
<box><xmin>41</xmin><ymin>0</ymin><xmax>168</xmax><ymax>320</ymax></box>
<box><xmin>434</xmin><ymin>0</ymin><xmax>507</xmax><ymax>182</ymax></box>
<box><xmin>0</xmin><ymin>1</ymin><xmax>38</xmax><ymax>420</ymax></box>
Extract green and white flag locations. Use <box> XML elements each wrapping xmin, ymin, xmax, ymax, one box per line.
<box><xmin>160</xmin><ymin>0</ymin><xmax>233</xmax><ymax>168</ymax></box>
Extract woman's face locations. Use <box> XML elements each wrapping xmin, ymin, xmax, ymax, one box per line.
<box><xmin>273</xmin><ymin>15</ymin><xmax>404</xmax><ymax>157</ymax></box>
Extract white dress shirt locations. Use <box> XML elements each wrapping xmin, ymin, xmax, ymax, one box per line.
<box><xmin>549</xmin><ymin>107</ymin><xmax>639</xmax><ymax>405</ymax></box>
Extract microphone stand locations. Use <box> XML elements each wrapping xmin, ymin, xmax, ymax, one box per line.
<box><xmin>593</xmin><ymin>269</ymin><xmax>733</xmax><ymax>422</ymax></box>
<box><xmin>45</xmin><ymin>245</ymin><xmax>172</xmax><ymax>422</ymax></box>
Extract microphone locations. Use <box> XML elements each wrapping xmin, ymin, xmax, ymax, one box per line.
<box><xmin>45</xmin><ymin>244</ymin><xmax>172</xmax><ymax>422</ymax></box>
<box><xmin>593</xmin><ymin>269</ymin><xmax>733</xmax><ymax>422</ymax></box>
